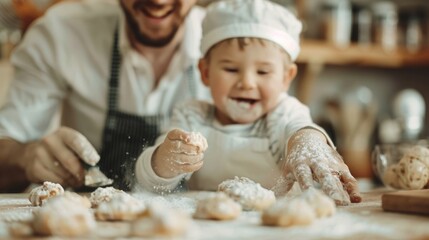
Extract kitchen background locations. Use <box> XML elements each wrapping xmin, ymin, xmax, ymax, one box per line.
<box><xmin>1</xmin><ymin>0</ymin><xmax>429</xmax><ymax>181</ymax></box>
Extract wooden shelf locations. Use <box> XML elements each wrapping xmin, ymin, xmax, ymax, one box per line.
<box><xmin>297</xmin><ymin>40</ymin><xmax>429</xmax><ymax>68</ymax></box>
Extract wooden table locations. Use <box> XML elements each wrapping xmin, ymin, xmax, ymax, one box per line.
<box><xmin>0</xmin><ymin>190</ymin><xmax>428</xmax><ymax>239</ymax></box>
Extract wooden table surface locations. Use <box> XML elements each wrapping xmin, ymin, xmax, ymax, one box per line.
<box><xmin>0</xmin><ymin>190</ymin><xmax>428</xmax><ymax>239</ymax></box>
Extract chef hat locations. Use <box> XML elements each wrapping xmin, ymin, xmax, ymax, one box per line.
<box><xmin>200</xmin><ymin>0</ymin><xmax>302</xmax><ymax>61</ymax></box>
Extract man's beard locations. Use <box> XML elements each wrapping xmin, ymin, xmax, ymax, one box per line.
<box><xmin>121</xmin><ymin>1</ymin><xmax>182</xmax><ymax>48</ymax></box>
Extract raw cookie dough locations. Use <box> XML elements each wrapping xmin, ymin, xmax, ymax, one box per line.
<box><xmin>28</xmin><ymin>181</ymin><xmax>64</xmax><ymax>206</ymax></box>
<box><xmin>301</xmin><ymin>187</ymin><xmax>336</xmax><ymax>218</ymax></box>
<box><xmin>32</xmin><ymin>195</ymin><xmax>96</xmax><ymax>237</ymax></box>
<box><xmin>262</xmin><ymin>188</ymin><xmax>335</xmax><ymax>227</ymax></box>
<box><xmin>396</xmin><ymin>156</ymin><xmax>429</xmax><ymax>190</ymax></box>
<box><xmin>89</xmin><ymin>186</ymin><xmax>127</xmax><ymax>208</ymax></box>
<box><xmin>383</xmin><ymin>145</ymin><xmax>429</xmax><ymax>190</ymax></box>
<box><xmin>218</xmin><ymin>176</ymin><xmax>275</xmax><ymax>211</ymax></box>
<box><xmin>406</xmin><ymin>145</ymin><xmax>429</xmax><ymax>167</ymax></box>
<box><xmin>184</xmin><ymin>131</ymin><xmax>208</xmax><ymax>154</ymax></box>
<box><xmin>193</xmin><ymin>192</ymin><xmax>242</xmax><ymax>220</ymax></box>
<box><xmin>95</xmin><ymin>194</ymin><xmax>146</xmax><ymax>221</ymax></box>
<box><xmin>382</xmin><ymin>165</ymin><xmax>401</xmax><ymax>189</ymax></box>
<box><xmin>262</xmin><ymin>197</ymin><xmax>315</xmax><ymax>227</ymax></box>
<box><xmin>131</xmin><ymin>202</ymin><xmax>191</xmax><ymax>237</ymax></box>
<box><xmin>62</xmin><ymin>191</ymin><xmax>91</xmax><ymax>208</ymax></box>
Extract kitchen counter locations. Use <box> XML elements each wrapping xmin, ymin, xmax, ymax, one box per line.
<box><xmin>0</xmin><ymin>189</ymin><xmax>428</xmax><ymax>239</ymax></box>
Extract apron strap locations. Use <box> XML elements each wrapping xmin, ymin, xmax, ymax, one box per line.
<box><xmin>105</xmin><ymin>28</ymin><xmax>121</xmax><ymax>130</ymax></box>
<box><xmin>107</xmin><ymin>28</ymin><xmax>121</xmax><ymax>112</ymax></box>
<box><xmin>186</xmin><ymin>64</ymin><xmax>198</xmax><ymax>98</ymax></box>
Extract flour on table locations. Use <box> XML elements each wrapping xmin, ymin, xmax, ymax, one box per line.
<box><xmin>133</xmin><ymin>191</ymin><xmax>197</xmax><ymax>215</ymax></box>
<box><xmin>0</xmin><ymin>197</ymin><xmax>33</xmax><ymax>223</ymax></box>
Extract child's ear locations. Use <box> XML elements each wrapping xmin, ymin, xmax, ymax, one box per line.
<box><xmin>283</xmin><ymin>63</ymin><xmax>297</xmax><ymax>91</ymax></box>
<box><xmin>198</xmin><ymin>58</ymin><xmax>210</xmax><ymax>87</ymax></box>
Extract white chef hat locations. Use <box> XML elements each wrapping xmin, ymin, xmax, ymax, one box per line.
<box><xmin>200</xmin><ymin>0</ymin><xmax>302</xmax><ymax>61</ymax></box>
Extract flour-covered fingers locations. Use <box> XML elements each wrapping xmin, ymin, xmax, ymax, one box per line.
<box><xmin>174</xmin><ymin>159</ymin><xmax>204</xmax><ymax>173</ymax></box>
<box><xmin>340</xmin><ymin>170</ymin><xmax>362</xmax><ymax>203</ymax></box>
<box><xmin>166</xmin><ymin>140</ymin><xmax>203</xmax><ymax>156</ymax></box>
<box><xmin>171</xmin><ymin>152</ymin><xmax>205</xmax><ymax>165</ymax></box>
<box><xmin>271</xmin><ymin>172</ymin><xmax>296</xmax><ymax>196</ymax></box>
<box><xmin>166</xmin><ymin>128</ymin><xmax>190</xmax><ymax>141</ymax></box>
<box><xmin>312</xmin><ymin>163</ymin><xmax>350</xmax><ymax>205</ymax></box>
<box><xmin>57</xmin><ymin>127</ymin><xmax>100</xmax><ymax>166</ymax></box>
<box><xmin>293</xmin><ymin>163</ymin><xmax>314</xmax><ymax>191</ymax></box>
<box><xmin>152</xmin><ymin>132</ymin><xmax>206</xmax><ymax>178</ymax></box>
<box><xmin>167</xmin><ymin>129</ymin><xmax>207</xmax><ymax>153</ymax></box>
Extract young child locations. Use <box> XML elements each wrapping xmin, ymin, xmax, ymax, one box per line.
<box><xmin>135</xmin><ymin>0</ymin><xmax>361</xmax><ymax>205</ymax></box>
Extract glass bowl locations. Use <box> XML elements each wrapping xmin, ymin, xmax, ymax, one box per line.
<box><xmin>372</xmin><ymin>141</ymin><xmax>429</xmax><ymax>190</ymax></box>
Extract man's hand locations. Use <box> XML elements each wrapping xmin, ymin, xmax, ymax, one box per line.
<box><xmin>20</xmin><ymin>127</ymin><xmax>100</xmax><ymax>187</ymax></box>
<box><xmin>152</xmin><ymin>129</ymin><xmax>207</xmax><ymax>179</ymax></box>
<box><xmin>280</xmin><ymin>129</ymin><xmax>362</xmax><ymax>205</ymax></box>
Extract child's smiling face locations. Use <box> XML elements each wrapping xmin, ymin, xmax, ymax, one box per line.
<box><xmin>199</xmin><ymin>38</ymin><xmax>297</xmax><ymax>125</ymax></box>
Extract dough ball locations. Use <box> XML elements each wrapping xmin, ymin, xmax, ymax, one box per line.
<box><xmin>261</xmin><ymin>188</ymin><xmax>336</xmax><ymax>227</ymax></box>
<box><xmin>8</xmin><ymin>222</ymin><xmax>34</xmax><ymax>237</ymax></box>
<box><xmin>301</xmin><ymin>188</ymin><xmax>336</xmax><ymax>218</ymax></box>
<box><xmin>89</xmin><ymin>186</ymin><xmax>127</xmax><ymax>208</ymax></box>
<box><xmin>28</xmin><ymin>181</ymin><xmax>64</xmax><ymax>206</ymax></box>
<box><xmin>397</xmin><ymin>156</ymin><xmax>429</xmax><ymax>190</ymax></box>
<box><xmin>131</xmin><ymin>202</ymin><xmax>191</xmax><ymax>237</ymax></box>
<box><xmin>62</xmin><ymin>191</ymin><xmax>91</xmax><ymax>208</ymax></box>
<box><xmin>186</xmin><ymin>131</ymin><xmax>208</xmax><ymax>153</ymax></box>
<box><xmin>32</xmin><ymin>195</ymin><xmax>96</xmax><ymax>237</ymax></box>
<box><xmin>262</xmin><ymin>197</ymin><xmax>316</xmax><ymax>227</ymax></box>
<box><xmin>218</xmin><ymin>176</ymin><xmax>276</xmax><ymax>211</ymax></box>
<box><xmin>95</xmin><ymin>194</ymin><xmax>146</xmax><ymax>221</ymax></box>
<box><xmin>405</xmin><ymin>145</ymin><xmax>429</xmax><ymax>167</ymax></box>
<box><xmin>383</xmin><ymin>164</ymin><xmax>401</xmax><ymax>189</ymax></box>
<box><xmin>193</xmin><ymin>192</ymin><xmax>242</xmax><ymax>220</ymax></box>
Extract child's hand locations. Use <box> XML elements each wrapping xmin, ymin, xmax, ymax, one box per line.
<box><xmin>152</xmin><ymin>129</ymin><xmax>208</xmax><ymax>179</ymax></box>
<box><xmin>280</xmin><ymin>129</ymin><xmax>362</xmax><ymax>205</ymax></box>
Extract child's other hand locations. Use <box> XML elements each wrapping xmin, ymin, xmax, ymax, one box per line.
<box><xmin>152</xmin><ymin>129</ymin><xmax>208</xmax><ymax>179</ymax></box>
<box><xmin>281</xmin><ymin>129</ymin><xmax>362</xmax><ymax>206</ymax></box>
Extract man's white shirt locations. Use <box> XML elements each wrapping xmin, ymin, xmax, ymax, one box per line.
<box><xmin>0</xmin><ymin>0</ymin><xmax>210</xmax><ymax>150</ymax></box>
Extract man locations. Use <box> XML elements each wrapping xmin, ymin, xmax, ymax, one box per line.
<box><xmin>0</xmin><ymin>0</ymin><xmax>210</xmax><ymax>191</ymax></box>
